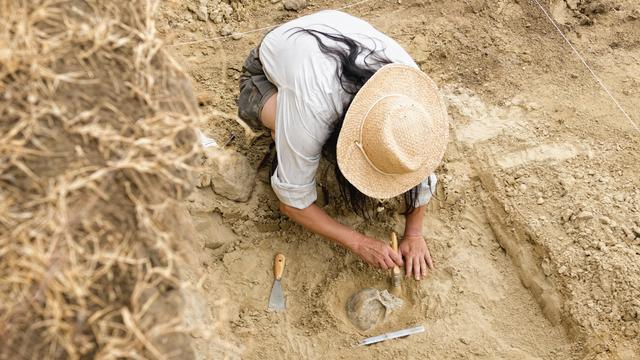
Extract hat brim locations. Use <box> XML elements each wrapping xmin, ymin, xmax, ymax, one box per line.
<box><xmin>336</xmin><ymin>64</ymin><xmax>449</xmax><ymax>199</ymax></box>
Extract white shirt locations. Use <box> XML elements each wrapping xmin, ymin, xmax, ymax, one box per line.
<box><xmin>259</xmin><ymin>10</ymin><xmax>437</xmax><ymax>209</ymax></box>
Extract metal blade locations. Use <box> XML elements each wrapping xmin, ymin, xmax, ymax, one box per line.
<box><xmin>267</xmin><ymin>280</ymin><xmax>285</xmax><ymax>312</ymax></box>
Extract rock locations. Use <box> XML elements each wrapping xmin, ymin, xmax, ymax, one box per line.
<box><xmin>600</xmin><ymin>216</ymin><xmax>611</xmax><ymax>225</ymax></box>
<box><xmin>231</xmin><ymin>32</ymin><xmax>243</xmax><ymax>40</ymax></box>
<box><xmin>578</xmin><ymin>14</ymin><xmax>594</xmax><ymax>26</ymax></box>
<box><xmin>561</xmin><ymin>209</ymin><xmax>573</xmax><ymax>222</ymax></box>
<box><xmin>625</xmin><ymin>9</ymin><xmax>639</xmax><ymax>21</ymax></box>
<box><xmin>279</xmin><ymin>220</ymin><xmax>293</xmax><ymax>230</ymax></box>
<box><xmin>576</xmin><ymin>211</ymin><xmax>594</xmax><ymax>221</ymax></box>
<box><xmin>220</xmin><ymin>2</ymin><xmax>233</xmax><ymax>18</ymax></box>
<box><xmin>525</xmin><ymin>101</ymin><xmax>541</xmax><ymax>111</ymax></box>
<box><xmin>585</xmin><ymin>3</ymin><xmax>607</xmax><ymax>15</ymax></box>
<box><xmin>346</xmin><ymin>288</ymin><xmax>403</xmax><ymax>331</ymax></box>
<box><xmin>597</xmin><ymin>242</ymin><xmax>606</xmax><ymax>251</ymax></box>
<box><xmin>559</xmin><ymin>176</ymin><xmax>575</xmax><ymax>190</ymax></box>
<box><xmin>199</xmin><ymin>147</ymin><xmax>256</xmax><ymax>202</ymax></box>
<box><xmin>541</xmin><ymin>258</ymin><xmax>552</xmax><ymax>276</ymax></box>
<box><xmin>204</xmin><ymin>238</ymin><xmax>224</xmax><ymax>250</ymax></box>
<box><xmin>188</xmin><ymin>0</ymin><xmax>208</xmax><ymax>21</ymax></box>
<box><xmin>283</xmin><ymin>0</ymin><xmax>307</xmax><ymax>12</ymax></box>
<box><xmin>193</xmin><ymin>207</ymin><xmax>236</xmax><ymax>252</ymax></box>
<box><xmin>210</xmin><ymin>13</ymin><xmax>223</xmax><ymax>23</ymax></box>
<box><xmin>220</xmin><ymin>3</ymin><xmax>233</xmax><ymax>17</ymax></box>
<box><xmin>220</xmin><ymin>24</ymin><xmax>233</xmax><ymax>36</ymax></box>
<box><xmin>459</xmin><ymin>337</ymin><xmax>471</xmax><ymax>345</ymax></box>
<box><xmin>621</xmin><ymin>226</ymin><xmax>635</xmax><ymax>241</ymax></box>
<box><xmin>190</xmin><ymin>329</ymin><xmax>207</xmax><ymax>338</ymax></box>
<box><xmin>537</xmin><ymin>197</ymin><xmax>545</xmax><ymax>205</ymax></box>
<box><xmin>209</xmin><ymin>2</ymin><xmax>233</xmax><ymax>23</ymax></box>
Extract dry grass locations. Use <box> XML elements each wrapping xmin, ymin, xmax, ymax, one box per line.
<box><xmin>0</xmin><ymin>0</ymin><xmax>202</xmax><ymax>358</ymax></box>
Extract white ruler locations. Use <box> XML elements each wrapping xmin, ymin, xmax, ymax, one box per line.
<box><xmin>358</xmin><ymin>325</ymin><xmax>426</xmax><ymax>346</ymax></box>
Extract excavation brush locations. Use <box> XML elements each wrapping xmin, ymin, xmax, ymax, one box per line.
<box><xmin>390</xmin><ymin>232</ymin><xmax>402</xmax><ymax>296</ymax></box>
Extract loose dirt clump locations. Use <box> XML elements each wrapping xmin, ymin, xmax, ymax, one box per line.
<box><xmin>0</xmin><ymin>1</ymin><xmax>204</xmax><ymax>358</ymax></box>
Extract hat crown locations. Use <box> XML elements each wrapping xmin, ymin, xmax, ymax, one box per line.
<box><xmin>360</xmin><ymin>95</ymin><xmax>432</xmax><ymax>175</ymax></box>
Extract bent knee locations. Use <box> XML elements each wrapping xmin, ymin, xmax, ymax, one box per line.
<box><xmin>260</xmin><ymin>93</ymin><xmax>277</xmax><ymax>130</ymax></box>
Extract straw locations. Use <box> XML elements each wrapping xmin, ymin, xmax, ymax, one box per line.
<box><xmin>0</xmin><ymin>0</ymin><xmax>210</xmax><ymax>358</ymax></box>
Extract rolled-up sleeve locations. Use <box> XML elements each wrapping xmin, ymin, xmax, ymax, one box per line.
<box><xmin>414</xmin><ymin>173</ymin><xmax>438</xmax><ymax>208</ymax></box>
<box><xmin>269</xmin><ymin>88</ymin><xmax>326</xmax><ymax>209</ymax></box>
<box><xmin>270</xmin><ymin>131</ymin><xmax>321</xmax><ymax>208</ymax></box>
<box><xmin>270</xmin><ymin>171</ymin><xmax>317</xmax><ymax>209</ymax></box>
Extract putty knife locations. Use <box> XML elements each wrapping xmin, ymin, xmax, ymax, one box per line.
<box><xmin>267</xmin><ymin>253</ymin><xmax>286</xmax><ymax>312</ymax></box>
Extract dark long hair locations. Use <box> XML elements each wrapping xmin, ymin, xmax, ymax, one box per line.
<box><xmin>283</xmin><ymin>27</ymin><xmax>424</xmax><ymax>216</ymax></box>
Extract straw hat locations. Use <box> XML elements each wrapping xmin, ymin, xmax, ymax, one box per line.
<box><xmin>336</xmin><ymin>64</ymin><xmax>449</xmax><ymax>199</ymax></box>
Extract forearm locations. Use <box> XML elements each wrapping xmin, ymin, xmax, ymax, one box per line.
<box><xmin>404</xmin><ymin>205</ymin><xmax>426</xmax><ymax>236</ymax></box>
<box><xmin>279</xmin><ymin>202</ymin><xmax>361</xmax><ymax>251</ymax></box>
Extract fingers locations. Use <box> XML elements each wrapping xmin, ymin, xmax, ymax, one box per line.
<box><xmin>412</xmin><ymin>256</ymin><xmax>421</xmax><ymax>280</ymax></box>
<box><xmin>388</xmin><ymin>247</ymin><xmax>404</xmax><ymax>267</ymax></box>
<box><xmin>405</xmin><ymin>257</ymin><xmax>413</xmax><ymax>278</ymax></box>
<box><xmin>383</xmin><ymin>255</ymin><xmax>396</xmax><ymax>270</ymax></box>
<box><xmin>420</xmin><ymin>257</ymin><xmax>428</xmax><ymax>278</ymax></box>
<box><xmin>377</xmin><ymin>259</ymin><xmax>389</xmax><ymax>270</ymax></box>
<box><xmin>378</xmin><ymin>253</ymin><xmax>396</xmax><ymax>270</ymax></box>
<box><xmin>425</xmin><ymin>253</ymin><xmax>434</xmax><ymax>270</ymax></box>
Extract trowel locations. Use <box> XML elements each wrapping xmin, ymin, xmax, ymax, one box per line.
<box><xmin>267</xmin><ymin>253</ymin><xmax>286</xmax><ymax>312</ymax></box>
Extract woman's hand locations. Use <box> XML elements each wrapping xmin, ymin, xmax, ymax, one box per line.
<box><xmin>353</xmin><ymin>235</ymin><xmax>404</xmax><ymax>270</ymax></box>
<box><xmin>280</xmin><ymin>203</ymin><xmax>405</xmax><ymax>270</ymax></box>
<box><xmin>399</xmin><ymin>233</ymin><xmax>434</xmax><ymax>280</ymax></box>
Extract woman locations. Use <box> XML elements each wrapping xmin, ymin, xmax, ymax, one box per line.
<box><xmin>237</xmin><ymin>10</ymin><xmax>448</xmax><ymax>280</ymax></box>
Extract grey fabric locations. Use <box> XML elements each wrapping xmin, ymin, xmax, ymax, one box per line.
<box><xmin>237</xmin><ymin>47</ymin><xmax>277</xmax><ymax>130</ymax></box>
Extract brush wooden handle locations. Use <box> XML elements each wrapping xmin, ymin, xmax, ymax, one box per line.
<box><xmin>390</xmin><ymin>232</ymin><xmax>398</xmax><ymax>252</ymax></box>
<box><xmin>390</xmin><ymin>233</ymin><xmax>402</xmax><ymax>276</ymax></box>
<box><xmin>274</xmin><ymin>253</ymin><xmax>285</xmax><ymax>280</ymax></box>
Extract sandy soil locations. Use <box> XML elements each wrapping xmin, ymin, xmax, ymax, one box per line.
<box><xmin>158</xmin><ymin>0</ymin><xmax>640</xmax><ymax>358</ymax></box>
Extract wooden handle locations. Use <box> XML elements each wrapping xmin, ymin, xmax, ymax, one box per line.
<box><xmin>390</xmin><ymin>232</ymin><xmax>398</xmax><ymax>252</ymax></box>
<box><xmin>390</xmin><ymin>233</ymin><xmax>401</xmax><ymax>276</ymax></box>
<box><xmin>274</xmin><ymin>253</ymin><xmax>285</xmax><ymax>280</ymax></box>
